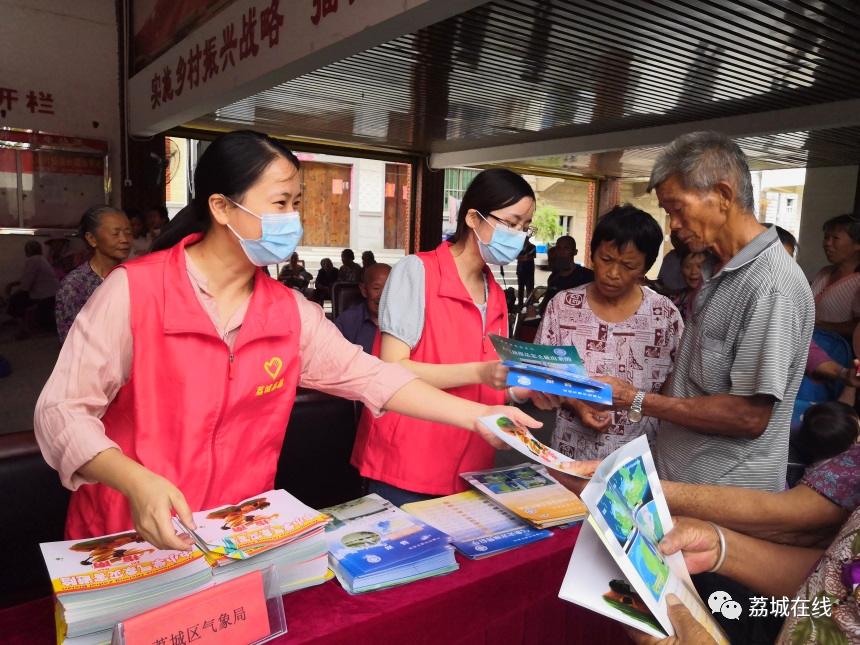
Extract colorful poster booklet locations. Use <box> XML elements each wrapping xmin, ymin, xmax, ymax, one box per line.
<box><xmin>321</xmin><ymin>494</ymin><xmax>458</xmax><ymax>594</ymax></box>
<box><xmin>477</xmin><ymin>414</ymin><xmax>600</xmax><ymax>479</ymax></box>
<box><xmin>461</xmin><ymin>463</ymin><xmax>587</xmax><ymax>528</ymax></box>
<box><xmin>490</xmin><ymin>334</ymin><xmax>612</xmax><ymax>405</ymax></box>
<box><xmin>40</xmin><ymin>489</ymin><xmax>330</xmax><ymax>644</ymax></box>
<box><xmin>558</xmin><ymin>436</ymin><xmax>729</xmax><ymax>644</ymax></box>
<box><xmin>402</xmin><ymin>490</ymin><xmax>552</xmax><ymax>558</ymax></box>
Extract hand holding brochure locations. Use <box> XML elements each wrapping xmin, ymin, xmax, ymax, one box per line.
<box><xmin>490</xmin><ymin>335</ymin><xmax>612</xmax><ymax>405</ymax></box>
<box><xmin>558</xmin><ymin>436</ymin><xmax>729</xmax><ymax>644</ymax></box>
<box><xmin>478</xmin><ymin>414</ymin><xmax>599</xmax><ymax>479</ymax></box>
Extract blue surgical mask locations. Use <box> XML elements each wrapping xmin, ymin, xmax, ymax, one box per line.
<box><xmin>474</xmin><ymin>210</ymin><xmax>528</xmax><ymax>266</ymax></box>
<box><xmin>225</xmin><ymin>198</ymin><xmax>303</xmax><ymax>267</ymax></box>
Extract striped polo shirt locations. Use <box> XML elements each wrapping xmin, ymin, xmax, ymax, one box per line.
<box><xmin>655</xmin><ymin>225</ymin><xmax>814</xmax><ymax>491</ymax></box>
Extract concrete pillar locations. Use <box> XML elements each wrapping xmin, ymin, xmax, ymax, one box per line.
<box><xmin>796</xmin><ymin>165</ymin><xmax>859</xmax><ymax>278</ymax></box>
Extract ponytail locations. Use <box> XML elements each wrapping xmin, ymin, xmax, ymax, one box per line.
<box><xmin>153</xmin><ymin>130</ymin><xmax>301</xmax><ymax>251</ymax></box>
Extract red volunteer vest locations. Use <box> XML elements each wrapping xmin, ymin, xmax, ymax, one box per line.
<box><xmin>65</xmin><ymin>234</ymin><xmax>301</xmax><ymax>539</ymax></box>
<box><xmin>351</xmin><ymin>242</ymin><xmax>507</xmax><ymax>495</ymax></box>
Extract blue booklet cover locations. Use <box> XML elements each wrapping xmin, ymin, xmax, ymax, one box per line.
<box><xmin>453</xmin><ymin>527</ymin><xmax>549</xmax><ymax>559</ymax></box>
<box><xmin>490</xmin><ymin>334</ymin><xmax>612</xmax><ymax>405</ymax></box>
<box><xmin>321</xmin><ymin>494</ymin><xmax>457</xmax><ymax>591</ymax></box>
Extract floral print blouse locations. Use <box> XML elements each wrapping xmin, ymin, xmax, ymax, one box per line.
<box><xmin>779</xmin><ymin>507</ymin><xmax>860</xmax><ymax>644</ymax></box>
<box><xmin>55</xmin><ymin>261</ymin><xmax>103</xmax><ymax>342</ymax></box>
<box><xmin>802</xmin><ymin>444</ymin><xmax>860</xmax><ymax>512</ymax></box>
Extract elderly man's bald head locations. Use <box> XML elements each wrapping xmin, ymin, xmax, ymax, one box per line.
<box><xmin>362</xmin><ymin>262</ymin><xmax>391</xmax><ymax>285</ymax></box>
<box><xmin>361</xmin><ymin>263</ymin><xmax>392</xmax><ymax>320</ymax></box>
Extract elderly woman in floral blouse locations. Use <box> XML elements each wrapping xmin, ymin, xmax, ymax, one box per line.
<box><xmin>55</xmin><ymin>205</ymin><xmax>131</xmax><ymax>341</ymax></box>
<box><xmin>536</xmin><ymin>204</ymin><xmax>683</xmax><ymax>461</ymax></box>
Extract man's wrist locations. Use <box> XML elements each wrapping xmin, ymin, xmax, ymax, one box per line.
<box><xmin>707</xmin><ymin>522</ymin><xmax>727</xmax><ymax>573</ymax></box>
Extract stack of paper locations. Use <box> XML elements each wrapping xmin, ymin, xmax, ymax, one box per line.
<box><xmin>403</xmin><ymin>490</ymin><xmax>552</xmax><ymax>558</ymax></box>
<box><xmin>462</xmin><ymin>463</ymin><xmax>588</xmax><ymax>529</ymax></box>
<box><xmin>40</xmin><ymin>489</ymin><xmax>330</xmax><ymax>644</ymax></box>
<box><xmin>321</xmin><ymin>494</ymin><xmax>458</xmax><ymax>594</ymax></box>
<box><xmin>178</xmin><ymin>488</ymin><xmax>331</xmax><ymax>593</ymax></box>
<box><xmin>558</xmin><ymin>436</ymin><xmax>729</xmax><ymax>644</ymax></box>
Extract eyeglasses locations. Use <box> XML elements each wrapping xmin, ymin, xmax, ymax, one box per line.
<box><xmin>479</xmin><ymin>211</ymin><xmax>536</xmax><ymax>237</ymax></box>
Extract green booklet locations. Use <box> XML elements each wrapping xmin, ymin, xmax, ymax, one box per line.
<box><xmin>490</xmin><ymin>335</ymin><xmax>612</xmax><ymax>405</ymax></box>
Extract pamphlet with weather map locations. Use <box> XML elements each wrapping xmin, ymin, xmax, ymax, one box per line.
<box><xmin>558</xmin><ymin>436</ymin><xmax>728</xmax><ymax>644</ymax></box>
<box><xmin>489</xmin><ymin>334</ymin><xmax>612</xmax><ymax>405</ymax></box>
<box><xmin>477</xmin><ymin>414</ymin><xmax>599</xmax><ymax>479</ymax></box>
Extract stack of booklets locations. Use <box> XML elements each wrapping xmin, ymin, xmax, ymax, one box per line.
<box><xmin>40</xmin><ymin>489</ymin><xmax>330</xmax><ymax>645</ymax></box>
<box><xmin>320</xmin><ymin>494</ymin><xmax>458</xmax><ymax>594</ymax></box>
<box><xmin>558</xmin><ymin>436</ymin><xmax>729</xmax><ymax>644</ymax></box>
<box><xmin>403</xmin><ymin>490</ymin><xmax>552</xmax><ymax>559</ymax></box>
<box><xmin>462</xmin><ymin>463</ymin><xmax>588</xmax><ymax>529</ymax></box>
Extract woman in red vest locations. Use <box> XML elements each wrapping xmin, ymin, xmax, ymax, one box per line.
<box><xmin>34</xmin><ymin>131</ymin><xmax>539</xmax><ymax>548</ymax></box>
<box><xmin>352</xmin><ymin>169</ymin><xmax>547</xmax><ymax>505</ymax></box>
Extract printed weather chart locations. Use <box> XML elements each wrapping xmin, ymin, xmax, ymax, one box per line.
<box><xmin>569</xmin><ymin>436</ymin><xmax>729</xmax><ymax>644</ymax></box>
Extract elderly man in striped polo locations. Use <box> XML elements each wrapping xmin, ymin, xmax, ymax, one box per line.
<box><xmin>597</xmin><ymin>131</ymin><xmax>814</xmax><ymax>492</ymax></box>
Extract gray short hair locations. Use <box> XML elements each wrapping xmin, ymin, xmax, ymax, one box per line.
<box><xmin>647</xmin><ymin>131</ymin><xmax>754</xmax><ymax>213</ymax></box>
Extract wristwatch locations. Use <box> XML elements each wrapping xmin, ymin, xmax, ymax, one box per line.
<box><xmin>628</xmin><ymin>391</ymin><xmax>646</xmax><ymax>423</ymax></box>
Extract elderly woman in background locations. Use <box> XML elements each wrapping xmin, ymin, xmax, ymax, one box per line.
<box><xmin>55</xmin><ymin>205</ymin><xmax>131</xmax><ymax>341</ymax></box>
<box><xmin>536</xmin><ymin>204</ymin><xmax>683</xmax><ymax>460</ymax></box>
<box><xmin>812</xmin><ymin>213</ymin><xmax>860</xmax><ymax>338</ymax></box>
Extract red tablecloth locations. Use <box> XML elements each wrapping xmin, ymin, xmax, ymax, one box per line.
<box><xmin>2</xmin><ymin>525</ymin><xmax>628</xmax><ymax>645</ymax></box>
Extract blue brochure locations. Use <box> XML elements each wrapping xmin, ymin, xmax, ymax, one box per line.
<box><xmin>490</xmin><ymin>335</ymin><xmax>612</xmax><ymax>405</ymax></box>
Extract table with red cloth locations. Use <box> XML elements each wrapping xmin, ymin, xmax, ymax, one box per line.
<box><xmin>2</xmin><ymin>524</ymin><xmax>628</xmax><ymax>645</ymax></box>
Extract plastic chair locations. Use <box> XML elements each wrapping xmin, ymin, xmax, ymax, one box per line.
<box><xmin>510</xmin><ymin>286</ymin><xmax>547</xmax><ymax>340</ymax></box>
<box><xmin>331</xmin><ymin>281</ymin><xmax>364</xmax><ymax>320</ymax></box>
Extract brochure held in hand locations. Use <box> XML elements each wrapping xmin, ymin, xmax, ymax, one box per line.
<box><xmin>557</xmin><ymin>436</ymin><xmax>729</xmax><ymax>644</ymax></box>
<box><xmin>490</xmin><ymin>334</ymin><xmax>612</xmax><ymax>405</ymax></box>
<box><xmin>477</xmin><ymin>414</ymin><xmax>599</xmax><ymax>479</ymax></box>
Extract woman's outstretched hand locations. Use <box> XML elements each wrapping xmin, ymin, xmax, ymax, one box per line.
<box><xmin>473</xmin><ymin>405</ymin><xmax>543</xmax><ymax>449</ymax></box>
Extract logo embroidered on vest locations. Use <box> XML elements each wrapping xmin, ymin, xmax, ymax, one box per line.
<box><xmin>256</xmin><ymin>356</ymin><xmax>285</xmax><ymax>397</ymax></box>
<box><xmin>263</xmin><ymin>357</ymin><xmax>283</xmax><ymax>379</ymax></box>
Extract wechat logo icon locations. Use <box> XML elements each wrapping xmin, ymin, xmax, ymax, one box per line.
<box><xmin>708</xmin><ymin>591</ymin><xmax>742</xmax><ymax>620</ymax></box>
